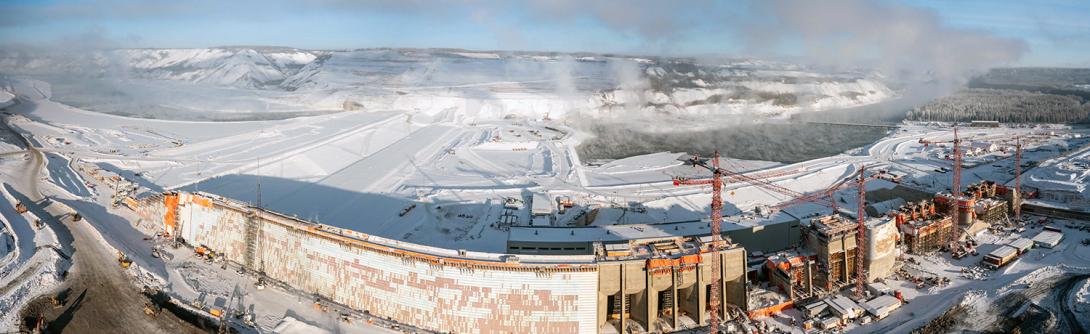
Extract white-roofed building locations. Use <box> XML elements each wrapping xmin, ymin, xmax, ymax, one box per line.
<box><xmin>1032</xmin><ymin>230</ymin><xmax>1064</xmax><ymax>248</ymax></box>
<box><xmin>862</xmin><ymin>295</ymin><xmax>902</xmax><ymax>319</ymax></box>
<box><xmin>825</xmin><ymin>295</ymin><xmax>864</xmax><ymax>320</ymax></box>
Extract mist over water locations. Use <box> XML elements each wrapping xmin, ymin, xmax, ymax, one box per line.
<box><xmin>574</xmin><ymin>83</ymin><xmax>940</xmax><ymax>164</ymax></box>
<box><xmin>577</xmin><ymin>122</ymin><xmax>890</xmax><ymax>163</ymax></box>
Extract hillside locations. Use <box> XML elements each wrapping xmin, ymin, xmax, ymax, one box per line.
<box><xmin>0</xmin><ymin>48</ymin><xmax>896</xmax><ymax>121</ymax></box>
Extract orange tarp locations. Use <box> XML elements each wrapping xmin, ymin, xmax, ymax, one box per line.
<box><xmin>679</xmin><ymin>254</ymin><xmax>701</xmax><ymax>266</ymax></box>
<box><xmin>646</xmin><ymin>258</ymin><xmax>677</xmax><ymax>269</ymax></box>
<box><xmin>747</xmin><ymin>300</ymin><xmax>795</xmax><ymax>318</ymax></box>
<box><xmin>163</xmin><ymin>193</ymin><xmax>179</xmax><ymax>235</ymax></box>
<box><xmin>192</xmin><ymin>196</ymin><xmax>213</xmax><ymax>208</ymax></box>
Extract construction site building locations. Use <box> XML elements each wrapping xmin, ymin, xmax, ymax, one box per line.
<box><xmin>889</xmin><ymin>199</ymin><xmax>938</xmax><ymax>225</ymax></box>
<box><xmin>899</xmin><ymin>215</ymin><xmax>955</xmax><ymax>254</ymax></box>
<box><xmin>803</xmin><ymin>215</ymin><xmax>859</xmax><ymax>292</ymax></box>
<box><xmin>974</xmin><ymin>198</ymin><xmax>1008</xmax><ymax>223</ymax></box>
<box><xmin>934</xmin><ymin>193</ymin><xmax>976</xmax><ymax>226</ymax></box>
<box><xmin>965</xmin><ymin>180</ymin><xmax>999</xmax><ymax>199</ymax></box>
<box><xmin>597</xmin><ymin>238</ymin><xmax>748</xmax><ymax>333</ymax></box>
<box><xmin>961</xmin><ymin>180</ymin><xmax>1012</xmax><ymax>224</ymax></box>
<box><xmin>765</xmin><ymin>251</ymin><xmax>815</xmax><ymax>301</ymax></box>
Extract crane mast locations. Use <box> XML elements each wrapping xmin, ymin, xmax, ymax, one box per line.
<box><xmin>855</xmin><ymin>165</ymin><xmax>867</xmax><ymax>300</ymax></box>
<box><xmin>708</xmin><ymin>152</ymin><xmax>723</xmax><ymax>334</ymax></box>
<box><xmin>1013</xmin><ymin>136</ymin><xmax>1022</xmax><ymax>223</ymax></box>
<box><xmin>672</xmin><ymin>151</ymin><xmax>725</xmax><ymax>333</ymax></box>
<box><xmin>949</xmin><ymin>127</ymin><xmax>962</xmax><ymax>247</ymax></box>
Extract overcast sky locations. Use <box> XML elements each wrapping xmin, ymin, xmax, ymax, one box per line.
<box><xmin>0</xmin><ymin>0</ymin><xmax>1087</xmax><ymax>67</ymax></box>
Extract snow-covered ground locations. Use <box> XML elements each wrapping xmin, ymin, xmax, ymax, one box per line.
<box><xmin>0</xmin><ymin>183</ymin><xmax>69</xmax><ymax>331</ymax></box>
<box><xmin>1021</xmin><ymin>135</ymin><xmax>1090</xmax><ymax>211</ymax></box>
<box><xmin>1072</xmin><ymin>276</ymin><xmax>1090</xmax><ymax>330</ymax></box>
<box><xmin>1</xmin><ymin>54</ymin><xmax>1089</xmax><ymax>333</ymax></box>
<box><xmin>3</xmin><ymin>76</ymin><xmax>1088</xmax><ymax>254</ymax></box>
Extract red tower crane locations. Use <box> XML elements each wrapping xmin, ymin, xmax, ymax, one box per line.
<box><xmin>923</xmin><ymin>128</ymin><xmax>1027</xmax><ymax>236</ymax></box>
<box><xmin>951</xmin><ymin>127</ymin><xmax>962</xmax><ymax>246</ymax></box>
<box><xmin>994</xmin><ymin>136</ymin><xmax>1025</xmax><ymax>223</ymax></box>
<box><xmin>1014</xmin><ymin>136</ymin><xmax>1022</xmax><ymax>223</ymax></box>
<box><xmin>919</xmin><ymin>126</ymin><xmax>964</xmax><ymax>246</ymax></box>
<box><xmin>673</xmin><ymin>151</ymin><xmax>883</xmax><ymax>327</ymax></box>
<box><xmin>671</xmin><ymin>151</ymin><xmax>725</xmax><ymax>333</ymax></box>
<box><xmin>854</xmin><ymin>165</ymin><xmax>867</xmax><ymax>300</ymax></box>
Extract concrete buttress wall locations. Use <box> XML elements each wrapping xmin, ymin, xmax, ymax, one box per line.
<box><xmin>160</xmin><ymin>193</ymin><xmax>599</xmax><ymax>334</ymax></box>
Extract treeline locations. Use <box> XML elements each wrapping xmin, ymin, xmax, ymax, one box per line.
<box><xmin>976</xmin><ymin>67</ymin><xmax>1090</xmax><ymax>88</ymax></box>
<box><xmin>907</xmin><ymin>89</ymin><xmax>1090</xmax><ymax>124</ymax></box>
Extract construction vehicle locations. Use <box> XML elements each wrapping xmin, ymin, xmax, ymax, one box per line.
<box><xmin>255</xmin><ymin>277</ymin><xmax>267</xmax><ymax>290</ymax></box>
<box><xmin>50</xmin><ymin>291</ymin><xmax>67</xmax><ymax>308</ymax></box>
<box><xmin>15</xmin><ymin>201</ymin><xmax>27</xmax><ymax>214</ymax></box>
<box><xmin>118</xmin><ymin>251</ymin><xmax>133</xmax><ymax>269</ymax></box>
<box><xmin>144</xmin><ymin>302</ymin><xmax>160</xmax><ymax>317</ymax></box>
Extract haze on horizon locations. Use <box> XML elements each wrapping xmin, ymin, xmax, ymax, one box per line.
<box><xmin>0</xmin><ymin>0</ymin><xmax>1087</xmax><ymax>74</ymax></box>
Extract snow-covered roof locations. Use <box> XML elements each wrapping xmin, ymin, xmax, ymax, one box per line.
<box><xmin>867</xmin><ymin>198</ymin><xmax>905</xmax><ymax>216</ymax></box>
<box><xmin>1032</xmin><ymin>230</ymin><xmax>1063</xmax><ymax>247</ymax></box>
<box><xmin>862</xmin><ymin>295</ymin><xmax>901</xmax><ymax>316</ymax></box>
<box><xmin>531</xmin><ymin>193</ymin><xmax>553</xmax><ymax>215</ymax></box>
<box><xmin>508</xmin><ymin>211</ymin><xmax>798</xmax><ymax>244</ymax></box>
<box><xmin>867</xmin><ymin>282</ymin><xmax>893</xmax><ymax>295</ymax></box>
<box><xmin>530</xmin><ymin>216</ymin><xmax>551</xmax><ymax>227</ymax></box>
<box><xmin>826</xmin><ymin>296</ymin><xmax>863</xmax><ymax>318</ymax></box>
<box><xmin>1007</xmin><ymin>238</ymin><xmax>1033</xmax><ymax>251</ymax></box>
<box><xmin>987</xmin><ymin>245</ymin><xmax>1018</xmax><ymax>259</ymax></box>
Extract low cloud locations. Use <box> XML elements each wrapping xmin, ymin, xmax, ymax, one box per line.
<box><xmin>744</xmin><ymin>0</ymin><xmax>1027</xmax><ymax>82</ymax></box>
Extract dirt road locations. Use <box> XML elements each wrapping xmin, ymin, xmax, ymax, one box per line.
<box><xmin>4</xmin><ymin>118</ymin><xmax>204</xmax><ymax>333</ymax></box>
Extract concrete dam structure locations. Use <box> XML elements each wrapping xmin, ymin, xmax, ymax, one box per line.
<box><xmin>134</xmin><ymin>192</ymin><xmax>748</xmax><ymax>333</ymax></box>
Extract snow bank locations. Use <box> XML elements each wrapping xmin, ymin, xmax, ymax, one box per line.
<box><xmin>1073</xmin><ymin>278</ymin><xmax>1090</xmax><ymax>329</ymax></box>
<box><xmin>0</xmin><ymin>250</ymin><xmax>68</xmax><ymax>331</ymax></box>
<box><xmin>0</xmin><ymin>185</ymin><xmax>68</xmax><ymax>333</ymax></box>
<box><xmin>273</xmin><ymin>316</ymin><xmax>333</xmax><ymax>334</ymax></box>
<box><xmin>0</xmin><ymin>184</ymin><xmax>33</xmax><ymax>278</ymax></box>
<box><xmin>0</xmin><ymin>91</ymin><xmax>13</xmax><ymax>109</ymax></box>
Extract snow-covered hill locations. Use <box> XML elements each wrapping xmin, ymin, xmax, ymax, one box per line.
<box><xmin>0</xmin><ymin>48</ymin><xmax>317</xmax><ymax>88</ymax></box>
<box><xmin>120</xmin><ymin>48</ymin><xmax>317</xmax><ymax>88</ymax></box>
<box><xmin>0</xmin><ymin>48</ymin><xmax>896</xmax><ymax>120</ymax></box>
